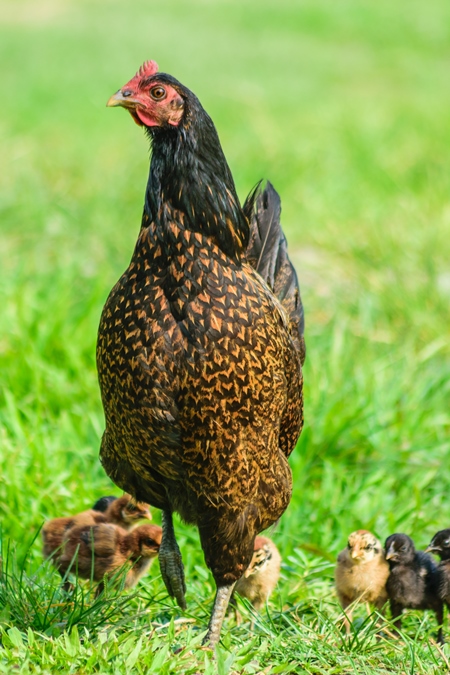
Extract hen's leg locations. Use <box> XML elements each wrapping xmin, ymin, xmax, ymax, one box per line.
<box><xmin>203</xmin><ymin>583</ymin><xmax>235</xmax><ymax>647</ymax></box>
<box><xmin>159</xmin><ymin>510</ymin><xmax>186</xmax><ymax>610</ymax></box>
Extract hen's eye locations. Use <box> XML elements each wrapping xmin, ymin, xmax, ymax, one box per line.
<box><xmin>150</xmin><ymin>86</ymin><xmax>167</xmax><ymax>101</ymax></box>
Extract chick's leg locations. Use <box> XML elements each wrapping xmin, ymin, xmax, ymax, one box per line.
<box><xmin>389</xmin><ymin>600</ymin><xmax>402</xmax><ymax>635</ymax></box>
<box><xmin>338</xmin><ymin>596</ymin><xmax>352</xmax><ymax>634</ymax></box>
<box><xmin>203</xmin><ymin>583</ymin><xmax>235</xmax><ymax>647</ymax></box>
<box><xmin>229</xmin><ymin>593</ymin><xmax>243</xmax><ymax>627</ymax></box>
<box><xmin>159</xmin><ymin>510</ymin><xmax>186</xmax><ymax>610</ymax></box>
<box><xmin>436</xmin><ymin>603</ymin><xmax>444</xmax><ymax>645</ymax></box>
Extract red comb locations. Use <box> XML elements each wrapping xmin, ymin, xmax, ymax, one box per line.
<box><xmin>137</xmin><ymin>60</ymin><xmax>159</xmax><ymax>78</ymax></box>
<box><xmin>122</xmin><ymin>60</ymin><xmax>159</xmax><ymax>90</ymax></box>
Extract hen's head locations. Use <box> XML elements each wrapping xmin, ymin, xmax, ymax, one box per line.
<box><xmin>107</xmin><ymin>60</ymin><xmax>186</xmax><ymax>128</ymax></box>
<box><xmin>346</xmin><ymin>530</ymin><xmax>382</xmax><ymax>564</ymax></box>
<box><xmin>384</xmin><ymin>533</ymin><xmax>415</xmax><ymax>565</ymax></box>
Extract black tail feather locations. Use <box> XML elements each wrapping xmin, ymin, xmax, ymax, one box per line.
<box><xmin>245</xmin><ymin>182</ymin><xmax>305</xmax><ymax>364</ymax></box>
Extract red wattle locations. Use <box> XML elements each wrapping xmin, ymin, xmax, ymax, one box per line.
<box><xmin>136</xmin><ymin>108</ymin><xmax>158</xmax><ymax>127</ymax></box>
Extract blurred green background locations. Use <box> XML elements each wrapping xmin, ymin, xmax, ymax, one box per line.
<box><xmin>1</xmin><ymin>0</ymin><xmax>450</xmax><ymax>669</ymax></box>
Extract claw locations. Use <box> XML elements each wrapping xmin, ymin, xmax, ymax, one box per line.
<box><xmin>159</xmin><ymin>510</ymin><xmax>187</xmax><ymax>610</ymax></box>
<box><xmin>159</xmin><ymin>547</ymin><xmax>187</xmax><ymax>609</ymax></box>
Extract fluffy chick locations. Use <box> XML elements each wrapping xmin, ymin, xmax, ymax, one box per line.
<box><xmin>426</xmin><ymin>529</ymin><xmax>450</xmax><ymax>608</ymax></box>
<box><xmin>42</xmin><ymin>495</ymin><xmax>151</xmax><ymax>561</ymax></box>
<box><xmin>385</xmin><ymin>533</ymin><xmax>444</xmax><ymax>643</ymax></box>
<box><xmin>58</xmin><ymin>523</ymin><xmax>162</xmax><ymax>593</ymax></box>
<box><xmin>232</xmin><ymin>536</ymin><xmax>281</xmax><ymax>623</ymax></box>
<box><xmin>335</xmin><ymin>530</ymin><xmax>389</xmax><ymax>632</ymax></box>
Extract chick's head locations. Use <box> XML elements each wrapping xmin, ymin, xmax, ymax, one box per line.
<box><xmin>426</xmin><ymin>529</ymin><xmax>450</xmax><ymax>560</ymax></box>
<box><xmin>134</xmin><ymin>525</ymin><xmax>162</xmax><ymax>558</ymax></box>
<box><xmin>384</xmin><ymin>533</ymin><xmax>415</xmax><ymax>564</ymax></box>
<box><xmin>347</xmin><ymin>530</ymin><xmax>382</xmax><ymax>564</ymax></box>
<box><xmin>242</xmin><ymin>536</ymin><xmax>274</xmax><ymax>578</ymax></box>
<box><xmin>115</xmin><ymin>495</ymin><xmax>151</xmax><ymax>524</ymax></box>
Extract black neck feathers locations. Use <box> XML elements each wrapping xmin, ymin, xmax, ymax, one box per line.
<box><xmin>142</xmin><ymin>80</ymin><xmax>249</xmax><ymax>262</ymax></box>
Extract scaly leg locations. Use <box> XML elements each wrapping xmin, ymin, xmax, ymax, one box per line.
<box><xmin>159</xmin><ymin>510</ymin><xmax>186</xmax><ymax>610</ymax></box>
<box><xmin>203</xmin><ymin>583</ymin><xmax>235</xmax><ymax>647</ymax></box>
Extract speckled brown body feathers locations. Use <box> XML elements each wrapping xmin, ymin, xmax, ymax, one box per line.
<box><xmin>97</xmin><ymin>73</ymin><xmax>304</xmax><ymax>588</ymax></box>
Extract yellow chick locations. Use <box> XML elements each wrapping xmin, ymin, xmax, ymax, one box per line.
<box><xmin>232</xmin><ymin>536</ymin><xmax>281</xmax><ymax>624</ymax></box>
<box><xmin>335</xmin><ymin>529</ymin><xmax>389</xmax><ymax>632</ymax></box>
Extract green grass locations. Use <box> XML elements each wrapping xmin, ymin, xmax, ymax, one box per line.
<box><xmin>1</xmin><ymin>0</ymin><xmax>450</xmax><ymax>671</ymax></box>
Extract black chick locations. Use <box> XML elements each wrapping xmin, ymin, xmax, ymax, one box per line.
<box><xmin>92</xmin><ymin>496</ymin><xmax>117</xmax><ymax>512</ymax></box>
<box><xmin>426</xmin><ymin>529</ymin><xmax>450</xmax><ymax>609</ymax></box>
<box><xmin>385</xmin><ymin>533</ymin><xmax>444</xmax><ymax>643</ymax></box>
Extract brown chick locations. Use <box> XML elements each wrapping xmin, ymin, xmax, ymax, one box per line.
<box><xmin>335</xmin><ymin>530</ymin><xmax>389</xmax><ymax>632</ymax></box>
<box><xmin>58</xmin><ymin>523</ymin><xmax>162</xmax><ymax>593</ymax></box>
<box><xmin>42</xmin><ymin>495</ymin><xmax>151</xmax><ymax>561</ymax></box>
<box><xmin>232</xmin><ymin>536</ymin><xmax>281</xmax><ymax>625</ymax></box>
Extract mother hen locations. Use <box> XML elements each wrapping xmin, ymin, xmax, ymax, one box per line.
<box><xmin>98</xmin><ymin>60</ymin><xmax>305</xmax><ymax>645</ymax></box>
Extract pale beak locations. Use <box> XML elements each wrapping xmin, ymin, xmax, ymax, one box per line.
<box><xmin>425</xmin><ymin>545</ymin><xmax>439</xmax><ymax>554</ymax></box>
<box><xmin>106</xmin><ymin>90</ymin><xmax>140</xmax><ymax>108</ymax></box>
<box><xmin>385</xmin><ymin>546</ymin><xmax>395</xmax><ymax>560</ymax></box>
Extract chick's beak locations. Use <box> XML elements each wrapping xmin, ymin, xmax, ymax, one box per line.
<box><xmin>425</xmin><ymin>545</ymin><xmax>439</xmax><ymax>554</ymax></box>
<box><xmin>385</xmin><ymin>546</ymin><xmax>396</xmax><ymax>560</ymax></box>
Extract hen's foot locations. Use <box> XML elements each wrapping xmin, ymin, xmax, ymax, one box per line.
<box><xmin>159</xmin><ymin>510</ymin><xmax>186</xmax><ymax>610</ymax></box>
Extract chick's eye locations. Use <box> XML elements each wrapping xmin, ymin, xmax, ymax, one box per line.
<box><xmin>127</xmin><ymin>504</ymin><xmax>136</xmax><ymax>512</ymax></box>
<box><xmin>149</xmin><ymin>86</ymin><xmax>166</xmax><ymax>101</ymax></box>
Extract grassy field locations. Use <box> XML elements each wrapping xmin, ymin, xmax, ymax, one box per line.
<box><xmin>1</xmin><ymin>0</ymin><xmax>450</xmax><ymax>672</ymax></box>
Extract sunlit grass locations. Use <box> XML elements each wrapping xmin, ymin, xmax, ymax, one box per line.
<box><xmin>1</xmin><ymin>0</ymin><xmax>449</xmax><ymax>672</ymax></box>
